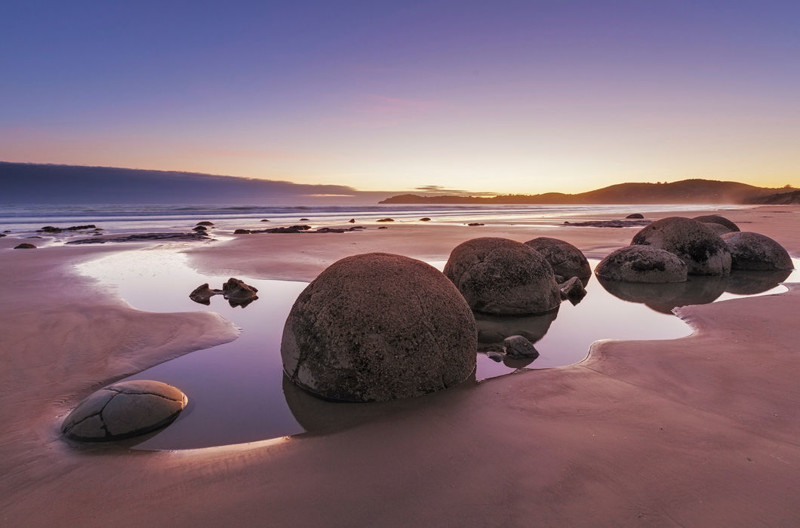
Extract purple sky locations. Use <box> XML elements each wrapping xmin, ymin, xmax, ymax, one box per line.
<box><xmin>2</xmin><ymin>0</ymin><xmax>798</xmax><ymax>194</ymax></box>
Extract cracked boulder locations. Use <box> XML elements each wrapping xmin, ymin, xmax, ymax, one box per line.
<box><xmin>61</xmin><ymin>380</ymin><xmax>187</xmax><ymax>441</ymax></box>
<box><xmin>631</xmin><ymin>217</ymin><xmax>731</xmax><ymax>276</ymax></box>
<box><xmin>444</xmin><ymin>237</ymin><xmax>561</xmax><ymax>315</ymax></box>
<box><xmin>721</xmin><ymin>232</ymin><xmax>793</xmax><ymax>271</ymax></box>
<box><xmin>524</xmin><ymin>237</ymin><xmax>591</xmax><ymax>285</ymax></box>
<box><xmin>281</xmin><ymin>253</ymin><xmax>477</xmax><ymax>402</ymax></box>
<box><xmin>596</xmin><ymin>246</ymin><xmax>688</xmax><ymax>283</ymax></box>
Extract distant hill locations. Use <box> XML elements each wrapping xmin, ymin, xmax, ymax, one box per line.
<box><xmin>0</xmin><ymin>162</ymin><xmax>392</xmax><ymax>205</ymax></box>
<box><xmin>745</xmin><ymin>190</ymin><xmax>800</xmax><ymax>205</ymax></box>
<box><xmin>380</xmin><ymin>180</ymin><xmax>792</xmax><ymax>205</ymax></box>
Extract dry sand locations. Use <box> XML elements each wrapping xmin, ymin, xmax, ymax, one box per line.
<box><xmin>2</xmin><ymin>206</ymin><xmax>799</xmax><ymax>527</ymax></box>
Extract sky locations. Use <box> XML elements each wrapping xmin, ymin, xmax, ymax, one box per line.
<box><xmin>1</xmin><ymin>0</ymin><xmax>798</xmax><ymax>195</ymax></box>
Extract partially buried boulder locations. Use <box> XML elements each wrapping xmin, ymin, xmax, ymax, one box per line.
<box><xmin>721</xmin><ymin>232</ymin><xmax>793</xmax><ymax>271</ymax></box>
<box><xmin>14</xmin><ymin>243</ymin><xmax>36</xmax><ymax>249</ymax></box>
<box><xmin>631</xmin><ymin>217</ymin><xmax>731</xmax><ymax>275</ymax></box>
<box><xmin>596</xmin><ymin>246</ymin><xmax>688</xmax><ymax>283</ymax></box>
<box><xmin>626</xmin><ymin>213</ymin><xmax>645</xmax><ymax>219</ymax></box>
<box><xmin>444</xmin><ymin>238</ymin><xmax>561</xmax><ymax>315</ymax></box>
<box><xmin>281</xmin><ymin>253</ymin><xmax>477</xmax><ymax>402</ymax></box>
<box><xmin>524</xmin><ymin>237</ymin><xmax>591</xmax><ymax>284</ymax></box>
<box><xmin>693</xmin><ymin>214</ymin><xmax>740</xmax><ymax>234</ymax></box>
<box><xmin>61</xmin><ymin>380</ymin><xmax>187</xmax><ymax>441</ymax></box>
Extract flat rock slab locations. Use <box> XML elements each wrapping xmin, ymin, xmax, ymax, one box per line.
<box><xmin>67</xmin><ymin>232</ymin><xmax>208</xmax><ymax>244</ymax></box>
<box><xmin>62</xmin><ymin>380</ymin><xmax>188</xmax><ymax>441</ymax></box>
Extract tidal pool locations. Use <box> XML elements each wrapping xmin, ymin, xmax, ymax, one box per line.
<box><xmin>75</xmin><ymin>250</ymin><xmax>798</xmax><ymax>450</ymax></box>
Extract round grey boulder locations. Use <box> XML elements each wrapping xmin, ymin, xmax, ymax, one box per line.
<box><xmin>62</xmin><ymin>380</ymin><xmax>187</xmax><ymax>441</ymax></box>
<box><xmin>596</xmin><ymin>246</ymin><xmax>688</xmax><ymax>283</ymax></box>
<box><xmin>693</xmin><ymin>214</ymin><xmax>740</xmax><ymax>233</ymax></box>
<box><xmin>524</xmin><ymin>237</ymin><xmax>591</xmax><ymax>284</ymax></box>
<box><xmin>631</xmin><ymin>217</ymin><xmax>731</xmax><ymax>276</ymax></box>
<box><xmin>281</xmin><ymin>253</ymin><xmax>477</xmax><ymax>402</ymax></box>
<box><xmin>444</xmin><ymin>238</ymin><xmax>561</xmax><ymax>315</ymax></box>
<box><xmin>721</xmin><ymin>232</ymin><xmax>793</xmax><ymax>271</ymax></box>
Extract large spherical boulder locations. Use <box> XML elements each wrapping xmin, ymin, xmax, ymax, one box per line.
<box><xmin>721</xmin><ymin>232</ymin><xmax>793</xmax><ymax>271</ymax></box>
<box><xmin>693</xmin><ymin>214</ymin><xmax>740</xmax><ymax>233</ymax></box>
<box><xmin>281</xmin><ymin>253</ymin><xmax>477</xmax><ymax>402</ymax></box>
<box><xmin>596</xmin><ymin>246</ymin><xmax>687</xmax><ymax>283</ymax></box>
<box><xmin>524</xmin><ymin>237</ymin><xmax>591</xmax><ymax>284</ymax></box>
<box><xmin>62</xmin><ymin>380</ymin><xmax>187</xmax><ymax>441</ymax></box>
<box><xmin>444</xmin><ymin>238</ymin><xmax>561</xmax><ymax>315</ymax></box>
<box><xmin>631</xmin><ymin>217</ymin><xmax>731</xmax><ymax>276</ymax></box>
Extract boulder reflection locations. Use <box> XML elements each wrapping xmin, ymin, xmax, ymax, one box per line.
<box><xmin>474</xmin><ymin>308</ymin><xmax>559</xmax><ymax>349</ymax></box>
<box><xmin>598</xmin><ymin>269</ymin><xmax>790</xmax><ymax>313</ymax></box>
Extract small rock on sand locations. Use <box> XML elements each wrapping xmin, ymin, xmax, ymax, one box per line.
<box><xmin>14</xmin><ymin>243</ymin><xmax>37</xmax><ymax>249</ymax></box>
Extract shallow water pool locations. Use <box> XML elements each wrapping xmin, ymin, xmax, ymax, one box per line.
<box><xmin>75</xmin><ymin>251</ymin><xmax>798</xmax><ymax>450</ymax></box>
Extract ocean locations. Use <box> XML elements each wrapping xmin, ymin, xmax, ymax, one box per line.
<box><xmin>0</xmin><ymin>203</ymin><xmax>744</xmax><ymax>237</ymax></box>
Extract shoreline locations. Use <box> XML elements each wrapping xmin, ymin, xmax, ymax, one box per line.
<box><xmin>2</xmin><ymin>205</ymin><xmax>800</xmax><ymax>527</ymax></box>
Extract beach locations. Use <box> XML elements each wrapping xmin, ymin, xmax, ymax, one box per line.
<box><xmin>2</xmin><ymin>205</ymin><xmax>800</xmax><ymax>527</ymax></box>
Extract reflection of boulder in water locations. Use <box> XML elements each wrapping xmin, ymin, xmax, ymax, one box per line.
<box><xmin>282</xmin><ymin>371</ymin><xmax>477</xmax><ymax>434</ymax></box>
<box><xmin>503</xmin><ymin>355</ymin><xmax>537</xmax><ymax>369</ymax></box>
<box><xmin>475</xmin><ymin>308</ymin><xmax>558</xmax><ymax>347</ymax></box>
<box><xmin>598</xmin><ymin>275</ymin><xmax>728</xmax><ymax>314</ymax></box>
<box><xmin>725</xmin><ymin>269</ymin><xmax>792</xmax><ymax>295</ymax></box>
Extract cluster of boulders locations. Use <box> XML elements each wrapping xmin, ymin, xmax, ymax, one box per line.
<box><xmin>189</xmin><ymin>278</ymin><xmax>259</xmax><ymax>307</ymax></box>
<box><xmin>596</xmin><ymin>215</ymin><xmax>792</xmax><ymax>285</ymax></box>
<box><xmin>281</xmin><ymin>236</ymin><xmax>594</xmax><ymax>402</ymax></box>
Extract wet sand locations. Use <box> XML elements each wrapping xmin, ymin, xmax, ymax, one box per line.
<box><xmin>2</xmin><ymin>206</ymin><xmax>799</xmax><ymax>527</ymax></box>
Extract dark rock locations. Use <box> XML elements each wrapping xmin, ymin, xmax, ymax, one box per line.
<box><xmin>189</xmin><ymin>283</ymin><xmax>220</xmax><ymax>305</ymax></box>
<box><xmin>196</xmin><ymin>221</ymin><xmax>214</xmax><ymax>227</ymax></box>
<box><xmin>192</xmin><ymin>226</ymin><xmax>208</xmax><ymax>232</ymax></box>
<box><xmin>626</xmin><ymin>213</ymin><xmax>644</xmax><ymax>219</ymax></box>
<box><xmin>444</xmin><ymin>238</ymin><xmax>561</xmax><ymax>315</ymax></box>
<box><xmin>525</xmin><ymin>237</ymin><xmax>591</xmax><ymax>285</ymax></box>
<box><xmin>65</xmin><ymin>224</ymin><xmax>97</xmax><ymax>231</ymax></box>
<box><xmin>263</xmin><ymin>225</ymin><xmax>312</xmax><ymax>233</ymax></box>
<box><xmin>348</xmin><ymin>218</ymin><xmax>356</xmax><ymax>223</ymax></box>
<box><xmin>721</xmin><ymin>232</ymin><xmax>793</xmax><ymax>271</ymax></box>
<box><xmin>559</xmin><ymin>276</ymin><xmax>587</xmax><ymax>305</ymax></box>
<box><xmin>281</xmin><ymin>253</ymin><xmax>477</xmax><ymax>402</ymax></box>
<box><xmin>299</xmin><ymin>218</ymin><xmax>310</xmax><ymax>221</ymax></box>
<box><xmin>67</xmin><ymin>232</ymin><xmax>209</xmax><ymax>244</ymax></box>
<box><xmin>564</xmin><ymin>219</ymin><xmax>652</xmax><ymax>228</ymax></box>
<box><xmin>503</xmin><ymin>335</ymin><xmax>539</xmax><ymax>358</ymax></box>
<box><xmin>693</xmin><ymin>214</ymin><xmax>740</xmax><ymax>233</ymax></box>
<box><xmin>631</xmin><ymin>217</ymin><xmax>731</xmax><ymax>276</ymax></box>
<box><xmin>14</xmin><ymin>243</ymin><xmax>37</xmax><ymax>249</ymax></box>
<box><xmin>0</xmin><ymin>233</ymin><xmax>5</xmax><ymax>238</ymax></box>
<box><xmin>260</xmin><ymin>219</ymin><xmax>270</xmax><ymax>222</ymax></box>
<box><xmin>222</xmin><ymin>278</ymin><xmax>258</xmax><ymax>307</ymax></box>
<box><xmin>595</xmin><ymin>246</ymin><xmax>688</xmax><ymax>283</ymax></box>
<box><xmin>420</xmin><ymin>217</ymin><xmax>431</xmax><ymax>222</ymax></box>
<box><xmin>377</xmin><ymin>218</ymin><xmax>395</xmax><ymax>222</ymax></box>
<box><xmin>378</xmin><ymin>226</ymin><xmax>388</xmax><ymax>230</ymax></box>
<box><xmin>486</xmin><ymin>351</ymin><xmax>504</xmax><ymax>362</ymax></box>
<box><xmin>314</xmin><ymin>227</ymin><xmax>346</xmax><ymax>233</ymax></box>
<box><xmin>467</xmin><ymin>223</ymin><xmax>484</xmax><ymax>227</ymax></box>
<box><xmin>39</xmin><ymin>226</ymin><xmax>62</xmax><ymax>233</ymax></box>
<box><xmin>61</xmin><ymin>380</ymin><xmax>187</xmax><ymax>441</ymax></box>
<box><xmin>234</xmin><ymin>229</ymin><xmax>251</xmax><ymax>235</ymax></box>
